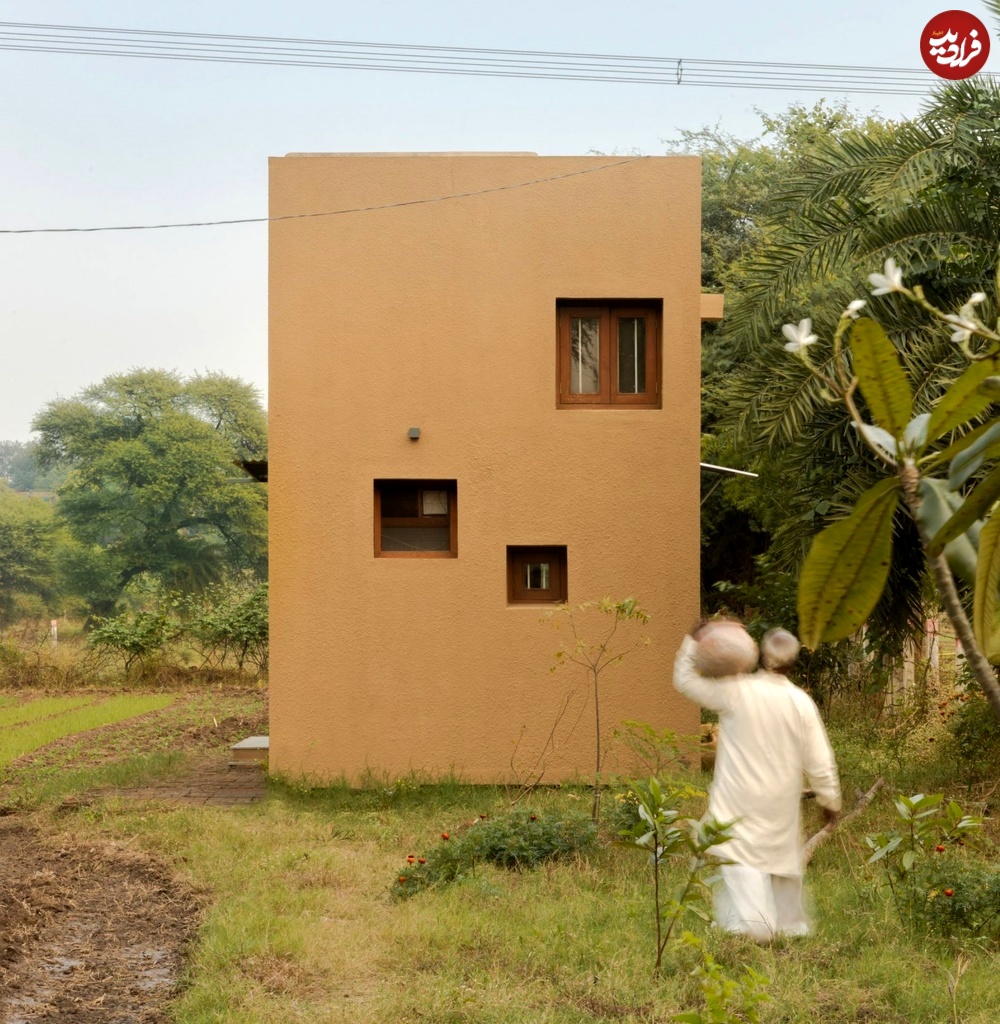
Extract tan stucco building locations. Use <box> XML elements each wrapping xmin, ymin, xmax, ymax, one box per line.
<box><xmin>268</xmin><ymin>152</ymin><xmax>705</xmax><ymax>784</ymax></box>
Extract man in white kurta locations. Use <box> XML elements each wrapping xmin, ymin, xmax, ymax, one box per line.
<box><xmin>673</xmin><ymin>629</ymin><xmax>841</xmax><ymax>941</ymax></box>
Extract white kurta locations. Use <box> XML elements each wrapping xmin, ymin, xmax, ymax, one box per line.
<box><xmin>673</xmin><ymin>636</ymin><xmax>841</xmax><ymax>878</ymax></box>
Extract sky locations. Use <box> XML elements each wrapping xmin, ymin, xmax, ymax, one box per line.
<box><xmin>0</xmin><ymin>0</ymin><xmax>994</xmax><ymax>440</ymax></box>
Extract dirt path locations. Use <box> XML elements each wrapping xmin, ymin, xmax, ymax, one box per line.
<box><xmin>0</xmin><ymin>689</ymin><xmax>268</xmax><ymax>1022</ymax></box>
<box><xmin>0</xmin><ymin>821</ymin><xmax>200</xmax><ymax>1022</ymax></box>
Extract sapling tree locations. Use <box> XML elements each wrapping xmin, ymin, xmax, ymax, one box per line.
<box><xmin>786</xmin><ymin>260</ymin><xmax>1000</xmax><ymax>722</ymax></box>
<box><xmin>549</xmin><ymin>597</ymin><xmax>651</xmax><ymax>820</ymax></box>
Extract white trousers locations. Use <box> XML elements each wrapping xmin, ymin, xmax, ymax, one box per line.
<box><xmin>712</xmin><ymin>863</ymin><xmax>809</xmax><ymax>943</ymax></box>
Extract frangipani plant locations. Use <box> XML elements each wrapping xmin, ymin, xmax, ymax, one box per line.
<box><xmin>786</xmin><ymin>258</ymin><xmax>1000</xmax><ymax>722</ymax></box>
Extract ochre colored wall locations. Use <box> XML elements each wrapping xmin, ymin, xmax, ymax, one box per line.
<box><xmin>268</xmin><ymin>154</ymin><xmax>702</xmax><ymax>784</ymax></box>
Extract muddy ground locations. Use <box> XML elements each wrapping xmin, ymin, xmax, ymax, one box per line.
<box><xmin>0</xmin><ymin>691</ymin><xmax>267</xmax><ymax>1023</ymax></box>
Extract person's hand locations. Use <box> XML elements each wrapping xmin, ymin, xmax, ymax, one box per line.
<box><xmin>822</xmin><ymin>807</ymin><xmax>840</xmax><ymax>828</ymax></box>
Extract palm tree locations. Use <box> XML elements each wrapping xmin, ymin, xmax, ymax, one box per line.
<box><xmin>714</xmin><ymin>53</ymin><xmax>1000</xmax><ymax>655</ymax></box>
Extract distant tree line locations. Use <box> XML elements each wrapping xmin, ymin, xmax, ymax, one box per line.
<box><xmin>0</xmin><ymin>368</ymin><xmax>267</xmax><ymax>628</ymax></box>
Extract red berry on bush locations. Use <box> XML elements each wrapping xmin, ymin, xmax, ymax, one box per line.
<box><xmin>418</xmin><ymin>857</ymin><xmax>426</xmax><ymax>864</ymax></box>
<box><xmin>944</xmin><ymin>888</ymin><xmax>955</xmax><ymax>897</ymax></box>
<box><xmin>441</xmin><ymin>832</ymin><xmax>450</xmax><ymax>840</ymax></box>
<box><xmin>935</xmin><ymin>845</ymin><xmax>946</xmax><ymax>852</ymax></box>
<box><xmin>530</xmin><ymin>814</ymin><xmax>537</xmax><ymax>821</ymax></box>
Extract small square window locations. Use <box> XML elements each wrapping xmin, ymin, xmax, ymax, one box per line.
<box><xmin>557</xmin><ymin>301</ymin><xmax>661</xmax><ymax>408</ymax></box>
<box><xmin>375</xmin><ymin>480</ymin><xmax>457</xmax><ymax>557</ymax></box>
<box><xmin>507</xmin><ymin>546</ymin><xmax>567</xmax><ymax>603</ymax></box>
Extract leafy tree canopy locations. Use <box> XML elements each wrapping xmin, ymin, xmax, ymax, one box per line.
<box><xmin>0</xmin><ymin>483</ymin><xmax>56</xmax><ymax>625</ymax></box>
<box><xmin>32</xmin><ymin>369</ymin><xmax>267</xmax><ymax>612</ymax></box>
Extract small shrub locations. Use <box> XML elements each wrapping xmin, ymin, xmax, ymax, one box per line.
<box><xmin>899</xmin><ymin>857</ymin><xmax>1000</xmax><ymax>941</ymax></box>
<box><xmin>948</xmin><ymin>688</ymin><xmax>1000</xmax><ymax>786</ymax></box>
<box><xmin>391</xmin><ymin>808</ymin><xmax>596</xmax><ymax>899</ymax></box>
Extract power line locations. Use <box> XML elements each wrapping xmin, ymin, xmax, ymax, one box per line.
<box><xmin>0</xmin><ymin>157</ymin><xmax>643</xmax><ymax>235</ymax></box>
<box><xmin>0</xmin><ymin>20</ymin><xmax>975</xmax><ymax>97</ymax></box>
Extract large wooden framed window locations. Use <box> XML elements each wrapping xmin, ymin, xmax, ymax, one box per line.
<box><xmin>375</xmin><ymin>480</ymin><xmax>457</xmax><ymax>557</ymax></box>
<box><xmin>507</xmin><ymin>546</ymin><xmax>567</xmax><ymax>603</ymax></box>
<box><xmin>557</xmin><ymin>301</ymin><xmax>661</xmax><ymax>408</ymax></box>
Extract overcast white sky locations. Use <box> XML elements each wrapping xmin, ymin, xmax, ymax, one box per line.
<box><xmin>0</xmin><ymin>0</ymin><xmax>992</xmax><ymax>439</ymax></box>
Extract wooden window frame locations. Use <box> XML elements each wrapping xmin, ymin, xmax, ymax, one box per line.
<box><xmin>507</xmin><ymin>546</ymin><xmax>568</xmax><ymax>604</ymax></box>
<box><xmin>556</xmin><ymin>301</ymin><xmax>661</xmax><ymax>408</ymax></box>
<box><xmin>374</xmin><ymin>479</ymin><xmax>458</xmax><ymax>558</ymax></box>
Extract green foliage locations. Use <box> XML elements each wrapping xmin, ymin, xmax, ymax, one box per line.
<box><xmin>391</xmin><ymin>808</ymin><xmax>597</xmax><ymax>899</ymax></box>
<box><xmin>673</xmin><ymin>932</ymin><xmax>771</xmax><ymax>1024</ymax></box>
<box><xmin>713</xmin><ymin>82</ymin><xmax>1000</xmax><ymax>660</ymax></box>
<box><xmin>613</xmin><ymin>719</ymin><xmax>691</xmax><ymax>779</ymax></box>
<box><xmin>797</xmin><ymin>477</ymin><xmax>899</xmax><ymax>648</ymax></box>
<box><xmin>85</xmin><ymin>582</ymin><xmax>269</xmax><ymax>679</ymax></box>
<box><xmin>948</xmin><ymin>687</ymin><xmax>1000</xmax><ymax>785</ymax></box>
<box><xmin>549</xmin><ymin>597</ymin><xmax>651</xmax><ymax>820</ymax></box>
<box><xmin>865</xmin><ymin>792</ymin><xmax>985</xmax><ymax>936</ymax></box>
<box><xmin>31</xmin><ymin>369</ymin><xmax>267</xmax><ymax>614</ymax></box>
<box><xmin>185</xmin><ymin>582</ymin><xmax>269</xmax><ymax>673</ymax></box>
<box><xmin>0</xmin><ymin>484</ymin><xmax>56</xmax><ymax>625</ymax></box>
<box><xmin>622</xmin><ymin>776</ymin><xmax>734</xmax><ymax>973</ymax></box>
<box><xmin>88</xmin><ymin>610</ymin><xmax>174</xmax><ymax>674</ymax></box>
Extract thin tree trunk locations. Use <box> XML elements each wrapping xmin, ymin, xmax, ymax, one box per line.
<box><xmin>899</xmin><ymin>463</ymin><xmax>1000</xmax><ymax>724</ymax></box>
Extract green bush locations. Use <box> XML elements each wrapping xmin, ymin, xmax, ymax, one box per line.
<box><xmin>901</xmin><ymin>857</ymin><xmax>1000</xmax><ymax>941</ymax></box>
<box><xmin>391</xmin><ymin>808</ymin><xmax>596</xmax><ymax>899</ymax></box>
<box><xmin>948</xmin><ymin>687</ymin><xmax>1000</xmax><ymax>785</ymax></box>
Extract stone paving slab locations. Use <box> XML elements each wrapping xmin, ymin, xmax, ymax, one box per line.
<box><xmin>107</xmin><ymin>758</ymin><xmax>268</xmax><ymax>806</ymax></box>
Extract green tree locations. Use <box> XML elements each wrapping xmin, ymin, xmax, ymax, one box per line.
<box><xmin>0</xmin><ymin>484</ymin><xmax>56</xmax><ymax>625</ymax></box>
<box><xmin>669</xmin><ymin>102</ymin><xmax>899</xmax><ymax>616</ymax></box>
<box><xmin>33</xmin><ymin>369</ymin><xmax>267</xmax><ymax>613</ymax></box>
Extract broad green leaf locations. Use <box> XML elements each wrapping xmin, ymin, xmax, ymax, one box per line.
<box><xmin>903</xmin><ymin>413</ymin><xmax>931</xmax><ymax>454</ymax></box>
<box><xmin>928</xmin><ymin>463</ymin><xmax>1000</xmax><ymax>555</ymax></box>
<box><xmin>902</xmin><ymin>849</ymin><xmax>916</xmax><ymax>872</ymax></box>
<box><xmin>917</xmin><ymin>478</ymin><xmax>980</xmax><ymax>585</ymax></box>
<box><xmin>923</xmin><ymin>419</ymin><xmax>1000</xmax><ymax>471</ymax></box>
<box><xmin>927</xmin><ymin>353</ymin><xmax>1000</xmax><ymax>442</ymax></box>
<box><xmin>798</xmin><ymin>477</ymin><xmax>900</xmax><ymax>648</ymax></box>
<box><xmin>948</xmin><ymin>425</ymin><xmax>1000</xmax><ymax>490</ymax></box>
<box><xmin>974</xmin><ymin>513</ymin><xmax>1000</xmax><ymax>663</ymax></box>
<box><xmin>850</xmin><ymin>319</ymin><xmax>913</xmax><ymax>438</ymax></box>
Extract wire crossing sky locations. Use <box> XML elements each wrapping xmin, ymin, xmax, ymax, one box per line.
<box><xmin>0</xmin><ymin>0</ymin><xmax>993</xmax><ymax>441</ymax></box>
<box><xmin>0</xmin><ymin>20</ymin><xmax>974</xmax><ymax>95</ymax></box>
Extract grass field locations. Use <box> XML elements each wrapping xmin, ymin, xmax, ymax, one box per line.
<box><xmin>0</xmin><ymin>693</ymin><xmax>175</xmax><ymax>768</ymax></box>
<box><xmin>1</xmin><ymin>688</ymin><xmax>998</xmax><ymax>1023</ymax></box>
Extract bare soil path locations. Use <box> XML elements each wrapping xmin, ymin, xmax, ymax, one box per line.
<box><xmin>0</xmin><ymin>689</ymin><xmax>267</xmax><ymax>1022</ymax></box>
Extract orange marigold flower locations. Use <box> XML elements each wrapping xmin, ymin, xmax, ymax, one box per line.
<box><xmin>441</xmin><ymin>832</ymin><xmax>450</xmax><ymax>840</ymax></box>
<box><xmin>935</xmin><ymin>845</ymin><xmax>946</xmax><ymax>853</ymax></box>
<box><xmin>418</xmin><ymin>857</ymin><xmax>426</xmax><ymax>864</ymax></box>
<box><xmin>398</xmin><ymin>876</ymin><xmax>407</xmax><ymax>883</ymax></box>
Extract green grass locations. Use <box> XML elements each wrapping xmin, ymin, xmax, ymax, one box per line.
<box><xmin>0</xmin><ymin>693</ymin><xmax>175</xmax><ymax>767</ymax></box>
<box><xmin>30</xmin><ymin>771</ymin><xmax>997</xmax><ymax>1024</ymax></box>
<box><xmin>0</xmin><ymin>694</ymin><xmax>96</xmax><ymax>727</ymax></box>
<box><xmin>4</xmin><ymin>694</ymin><xmax>999</xmax><ymax>1024</ymax></box>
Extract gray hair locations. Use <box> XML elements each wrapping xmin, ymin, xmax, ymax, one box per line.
<box><xmin>761</xmin><ymin>628</ymin><xmax>801</xmax><ymax>671</ymax></box>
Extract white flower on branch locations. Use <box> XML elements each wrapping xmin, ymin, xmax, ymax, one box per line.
<box><xmin>842</xmin><ymin>299</ymin><xmax>866</xmax><ymax>319</ymax></box>
<box><xmin>943</xmin><ymin>313</ymin><xmax>979</xmax><ymax>345</ymax></box>
<box><xmin>782</xmin><ymin>318</ymin><xmax>818</xmax><ymax>352</ymax></box>
<box><xmin>867</xmin><ymin>258</ymin><xmax>905</xmax><ymax>296</ymax></box>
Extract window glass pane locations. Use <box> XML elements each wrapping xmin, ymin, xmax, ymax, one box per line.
<box><xmin>381</xmin><ymin>486</ymin><xmax>419</xmax><ymax>518</ymax></box>
<box><xmin>524</xmin><ymin>562</ymin><xmax>550</xmax><ymax>589</ymax></box>
<box><xmin>422</xmin><ymin>490</ymin><xmax>448</xmax><ymax>515</ymax></box>
<box><xmin>381</xmin><ymin>527</ymin><xmax>450</xmax><ymax>551</ymax></box>
<box><xmin>617</xmin><ymin>317</ymin><xmax>646</xmax><ymax>394</ymax></box>
<box><xmin>570</xmin><ymin>317</ymin><xmax>600</xmax><ymax>394</ymax></box>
